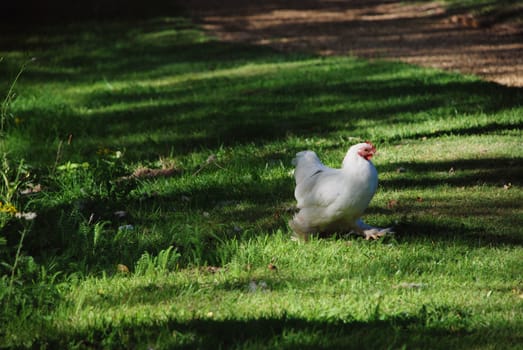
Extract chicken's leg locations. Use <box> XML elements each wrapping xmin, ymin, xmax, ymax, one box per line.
<box><xmin>355</xmin><ymin>219</ymin><xmax>393</xmax><ymax>240</ymax></box>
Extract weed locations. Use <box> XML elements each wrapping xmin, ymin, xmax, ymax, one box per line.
<box><xmin>135</xmin><ymin>246</ymin><xmax>181</xmax><ymax>275</ymax></box>
<box><xmin>0</xmin><ymin>57</ymin><xmax>33</xmax><ymax>134</ymax></box>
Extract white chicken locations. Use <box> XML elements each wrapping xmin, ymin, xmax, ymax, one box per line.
<box><xmin>289</xmin><ymin>141</ymin><xmax>391</xmax><ymax>241</ymax></box>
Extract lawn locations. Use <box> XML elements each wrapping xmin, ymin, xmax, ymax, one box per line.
<box><xmin>0</xmin><ymin>10</ymin><xmax>522</xmax><ymax>349</ymax></box>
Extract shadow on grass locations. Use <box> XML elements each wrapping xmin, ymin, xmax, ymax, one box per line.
<box><xmin>1</xmin><ymin>16</ymin><xmax>522</xmax><ymax>165</ymax></box>
<box><xmin>393</xmin><ymin>217</ymin><xmax>523</xmax><ymax>246</ymax></box>
<box><xmin>48</xmin><ymin>314</ymin><xmax>522</xmax><ymax>349</ymax></box>
<box><xmin>380</xmin><ymin>157</ymin><xmax>523</xmax><ymax>188</ymax></box>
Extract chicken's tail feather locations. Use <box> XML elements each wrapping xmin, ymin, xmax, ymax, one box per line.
<box><xmin>292</xmin><ymin>151</ymin><xmax>326</xmax><ymax>185</ymax></box>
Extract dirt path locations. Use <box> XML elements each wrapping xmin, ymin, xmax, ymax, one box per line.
<box><xmin>185</xmin><ymin>0</ymin><xmax>523</xmax><ymax>87</ymax></box>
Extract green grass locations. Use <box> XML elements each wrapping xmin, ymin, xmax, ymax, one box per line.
<box><xmin>0</xmin><ymin>14</ymin><xmax>522</xmax><ymax>349</ymax></box>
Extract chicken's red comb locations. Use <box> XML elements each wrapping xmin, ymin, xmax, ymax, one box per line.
<box><xmin>365</xmin><ymin>141</ymin><xmax>376</xmax><ymax>151</ymax></box>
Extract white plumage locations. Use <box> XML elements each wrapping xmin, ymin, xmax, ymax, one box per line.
<box><xmin>289</xmin><ymin>142</ymin><xmax>391</xmax><ymax>240</ymax></box>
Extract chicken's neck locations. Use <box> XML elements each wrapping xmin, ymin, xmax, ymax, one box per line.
<box><xmin>342</xmin><ymin>153</ymin><xmax>370</xmax><ymax>169</ymax></box>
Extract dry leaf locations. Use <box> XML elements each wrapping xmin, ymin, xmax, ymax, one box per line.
<box><xmin>114</xmin><ymin>210</ymin><xmax>127</xmax><ymax>218</ymax></box>
<box><xmin>204</xmin><ymin>266</ymin><xmax>222</xmax><ymax>274</ymax></box>
<box><xmin>132</xmin><ymin>167</ymin><xmax>178</xmax><ymax>179</ymax></box>
<box><xmin>118</xmin><ymin>166</ymin><xmax>179</xmax><ymax>181</ymax></box>
<box><xmin>387</xmin><ymin>199</ymin><xmax>399</xmax><ymax>209</ymax></box>
<box><xmin>116</xmin><ymin>264</ymin><xmax>129</xmax><ymax>273</ymax></box>
<box><xmin>268</xmin><ymin>263</ymin><xmax>277</xmax><ymax>271</ymax></box>
<box><xmin>20</xmin><ymin>183</ymin><xmax>42</xmax><ymax>195</ymax></box>
<box><xmin>206</xmin><ymin>154</ymin><xmax>217</xmax><ymax>164</ymax></box>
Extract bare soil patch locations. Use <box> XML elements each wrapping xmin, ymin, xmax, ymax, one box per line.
<box><xmin>185</xmin><ymin>0</ymin><xmax>523</xmax><ymax>87</ymax></box>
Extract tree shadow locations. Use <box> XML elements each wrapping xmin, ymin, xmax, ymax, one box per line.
<box><xmin>9</xmin><ymin>52</ymin><xmax>522</xmax><ymax>164</ymax></box>
<box><xmin>2</xmin><ymin>15</ymin><xmax>521</xmax><ymax>161</ymax></box>
<box><xmin>380</xmin><ymin>157</ymin><xmax>523</xmax><ymax>188</ymax></box>
<box><xmin>46</xmin><ymin>312</ymin><xmax>523</xmax><ymax>349</ymax></box>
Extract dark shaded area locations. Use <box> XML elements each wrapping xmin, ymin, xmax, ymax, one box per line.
<box><xmin>380</xmin><ymin>157</ymin><xmax>523</xmax><ymax>188</ymax></box>
<box><xmin>44</xmin><ymin>314</ymin><xmax>523</xmax><ymax>349</ymax></box>
<box><xmin>0</xmin><ymin>0</ymin><xmax>183</xmax><ymax>24</ymax></box>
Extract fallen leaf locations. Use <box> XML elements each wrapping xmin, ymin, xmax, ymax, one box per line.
<box><xmin>268</xmin><ymin>263</ymin><xmax>277</xmax><ymax>271</ymax></box>
<box><xmin>132</xmin><ymin>167</ymin><xmax>178</xmax><ymax>179</ymax></box>
<box><xmin>15</xmin><ymin>212</ymin><xmax>38</xmax><ymax>221</ymax></box>
<box><xmin>206</xmin><ymin>154</ymin><xmax>217</xmax><ymax>164</ymax></box>
<box><xmin>203</xmin><ymin>266</ymin><xmax>222</xmax><ymax>274</ymax></box>
<box><xmin>116</xmin><ymin>264</ymin><xmax>129</xmax><ymax>273</ymax></box>
<box><xmin>387</xmin><ymin>199</ymin><xmax>399</xmax><ymax>209</ymax></box>
<box><xmin>20</xmin><ymin>183</ymin><xmax>42</xmax><ymax>195</ymax></box>
<box><xmin>114</xmin><ymin>210</ymin><xmax>127</xmax><ymax>218</ymax></box>
<box><xmin>116</xmin><ymin>166</ymin><xmax>179</xmax><ymax>182</ymax></box>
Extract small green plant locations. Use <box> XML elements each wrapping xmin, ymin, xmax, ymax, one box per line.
<box><xmin>0</xmin><ymin>57</ymin><xmax>33</xmax><ymax>134</ymax></box>
<box><xmin>135</xmin><ymin>246</ymin><xmax>181</xmax><ymax>275</ymax></box>
<box><xmin>0</xmin><ymin>57</ymin><xmax>33</xmax><ymax>230</ymax></box>
<box><xmin>0</xmin><ymin>156</ymin><xmax>28</xmax><ymax>204</ymax></box>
